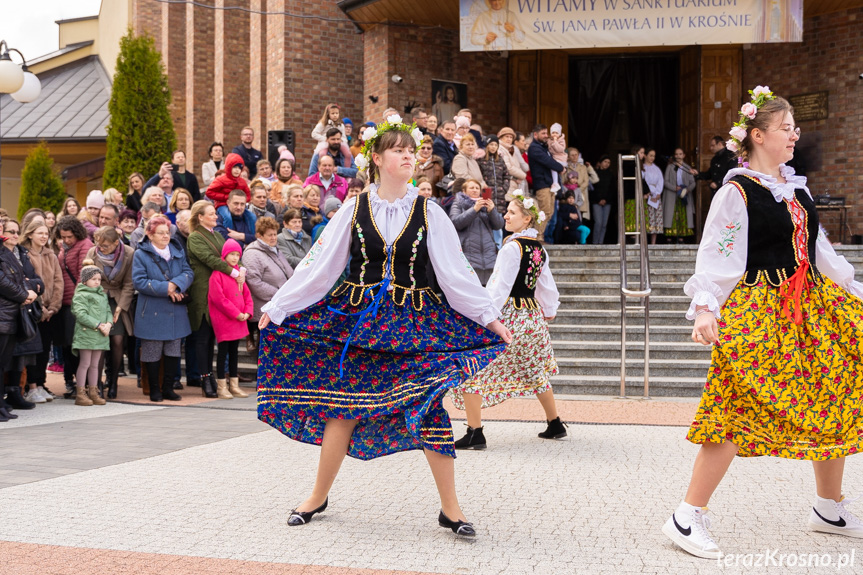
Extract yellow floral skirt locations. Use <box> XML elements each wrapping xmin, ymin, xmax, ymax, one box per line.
<box><xmin>687</xmin><ymin>274</ymin><xmax>863</xmax><ymax>460</ymax></box>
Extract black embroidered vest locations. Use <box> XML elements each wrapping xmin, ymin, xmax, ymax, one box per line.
<box><xmin>331</xmin><ymin>192</ymin><xmax>441</xmax><ymax>310</ymax></box>
<box><xmin>508</xmin><ymin>237</ymin><xmax>546</xmax><ymax>309</ymax></box>
<box><xmin>727</xmin><ymin>175</ymin><xmax>820</xmax><ymax>287</ymax></box>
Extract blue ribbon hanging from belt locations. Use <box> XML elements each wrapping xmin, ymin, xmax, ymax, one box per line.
<box><xmin>328</xmin><ymin>245</ymin><xmax>393</xmax><ymax>378</ymax></box>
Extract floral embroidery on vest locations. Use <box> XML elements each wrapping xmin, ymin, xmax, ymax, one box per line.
<box><xmin>356</xmin><ymin>223</ymin><xmax>368</xmax><ymax>282</ymax></box>
<box><xmin>524</xmin><ymin>245</ymin><xmax>543</xmax><ymax>289</ymax></box>
<box><xmin>409</xmin><ymin>226</ymin><xmax>424</xmax><ymax>289</ymax></box>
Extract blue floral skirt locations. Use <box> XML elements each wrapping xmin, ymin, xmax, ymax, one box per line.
<box><xmin>257</xmin><ymin>287</ymin><xmax>505</xmax><ymax>460</ymax></box>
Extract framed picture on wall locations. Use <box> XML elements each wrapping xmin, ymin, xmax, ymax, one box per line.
<box><xmin>431</xmin><ymin>80</ymin><xmax>467</xmax><ymax>124</ymax></box>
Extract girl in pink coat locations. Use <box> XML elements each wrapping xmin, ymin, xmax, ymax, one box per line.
<box><xmin>208</xmin><ymin>239</ymin><xmax>253</xmax><ymax>399</ymax></box>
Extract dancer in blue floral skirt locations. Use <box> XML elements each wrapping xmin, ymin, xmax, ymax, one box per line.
<box><xmin>257</xmin><ymin>114</ymin><xmax>512</xmax><ymax>537</ymax></box>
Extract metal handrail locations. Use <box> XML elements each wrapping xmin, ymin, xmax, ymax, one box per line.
<box><xmin>616</xmin><ymin>154</ymin><xmax>652</xmax><ymax>399</ymax></box>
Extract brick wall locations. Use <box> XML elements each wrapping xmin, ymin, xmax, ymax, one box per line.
<box><xmin>185</xmin><ymin>0</ymin><xmax>215</xmax><ymax>175</ymax></box>
<box><xmin>249</xmin><ymin>0</ymin><xmax>267</xmax><ymax>145</ymax></box>
<box><xmin>274</xmin><ymin>2</ymin><xmax>364</xmax><ymax>177</ymax></box>
<box><xmin>214</xmin><ymin>0</ymin><xmax>250</xmax><ymax>150</ymax></box>
<box><xmin>743</xmin><ymin>7</ymin><xmax>863</xmax><ymax>240</ymax></box>
<box><xmin>161</xmin><ymin>2</ymin><xmax>186</xmax><ymax>161</ymax></box>
<box><xmin>364</xmin><ymin>26</ymin><xmax>508</xmax><ymax>136</ymax></box>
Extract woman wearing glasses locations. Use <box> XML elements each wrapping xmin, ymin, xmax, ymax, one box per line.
<box><xmin>663</xmin><ymin>88</ymin><xmax>863</xmax><ymax>560</ymax></box>
<box><xmin>413</xmin><ymin>135</ymin><xmax>445</xmax><ymax>194</ymax></box>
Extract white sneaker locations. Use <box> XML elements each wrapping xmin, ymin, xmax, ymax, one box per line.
<box><xmin>36</xmin><ymin>387</ymin><xmax>53</xmax><ymax>402</ymax></box>
<box><xmin>808</xmin><ymin>495</ymin><xmax>863</xmax><ymax>538</ymax></box>
<box><xmin>24</xmin><ymin>388</ymin><xmax>47</xmax><ymax>404</ymax></box>
<box><xmin>662</xmin><ymin>502</ymin><xmax>722</xmax><ymax>559</ymax></box>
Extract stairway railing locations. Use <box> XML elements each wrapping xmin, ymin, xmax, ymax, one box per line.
<box><xmin>617</xmin><ymin>154</ymin><xmax>651</xmax><ymax>399</ymax></box>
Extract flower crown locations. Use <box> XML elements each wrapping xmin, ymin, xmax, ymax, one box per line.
<box><xmin>726</xmin><ymin>85</ymin><xmax>776</xmax><ymax>163</ymax></box>
<box><xmin>354</xmin><ymin>114</ymin><xmax>423</xmax><ymax>173</ymax></box>
<box><xmin>510</xmin><ymin>190</ymin><xmax>546</xmax><ymax>224</ymax></box>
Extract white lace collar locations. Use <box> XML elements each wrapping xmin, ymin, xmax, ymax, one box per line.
<box><xmin>723</xmin><ymin>164</ymin><xmax>810</xmax><ymax>202</ymax></box>
<box><xmin>510</xmin><ymin>228</ymin><xmax>539</xmax><ymax>240</ymax></box>
<box><xmin>368</xmin><ymin>183</ymin><xmax>419</xmax><ymax>211</ymax></box>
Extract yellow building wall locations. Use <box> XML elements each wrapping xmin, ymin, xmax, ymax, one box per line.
<box><xmin>58</xmin><ymin>17</ymin><xmax>99</xmax><ymax>50</ymax></box>
<box><xmin>97</xmin><ymin>0</ymin><xmax>133</xmax><ymax>78</ymax></box>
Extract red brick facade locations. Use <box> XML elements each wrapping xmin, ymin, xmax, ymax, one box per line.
<box><xmin>743</xmin><ymin>8</ymin><xmax>863</xmax><ymax>239</ymax></box>
<box><xmin>363</xmin><ymin>26</ymin><xmax>508</xmax><ymax>134</ymax></box>
<box><xmin>131</xmin><ymin>1</ymin><xmax>860</xmax><ymax>241</ymax></box>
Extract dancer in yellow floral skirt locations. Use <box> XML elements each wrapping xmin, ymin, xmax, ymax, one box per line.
<box><xmin>662</xmin><ymin>87</ymin><xmax>863</xmax><ymax>559</ymax></box>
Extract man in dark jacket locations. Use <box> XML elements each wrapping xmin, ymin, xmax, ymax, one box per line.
<box><xmin>695</xmin><ymin>135</ymin><xmax>737</xmax><ymax>197</ymax></box>
<box><xmin>216</xmin><ymin>190</ymin><xmax>257</xmax><ymax>249</ymax></box>
<box><xmin>433</xmin><ymin>121</ymin><xmax>459</xmax><ymax>174</ymax></box>
<box><xmin>527</xmin><ymin>124</ymin><xmax>564</xmax><ymax>237</ymax></box>
<box><xmin>232</xmin><ymin>126</ymin><xmax>264</xmax><ymax>180</ymax></box>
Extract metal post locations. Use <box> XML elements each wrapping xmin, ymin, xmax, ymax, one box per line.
<box><xmin>617</xmin><ymin>154</ymin><xmax>652</xmax><ymax>399</ymax></box>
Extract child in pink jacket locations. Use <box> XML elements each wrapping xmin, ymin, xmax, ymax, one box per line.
<box><xmin>208</xmin><ymin>239</ymin><xmax>253</xmax><ymax>399</ymax></box>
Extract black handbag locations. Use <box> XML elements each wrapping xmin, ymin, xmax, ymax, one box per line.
<box><xmin>17</xmin><ymin>304</ymin><xmax>38</xmax><ymax>343</ymax></box>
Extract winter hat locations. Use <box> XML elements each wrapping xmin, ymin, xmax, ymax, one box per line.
<box><xmin>221</xmin><ymin>238</ymin><xmax>243</xmax><ymax>260</ymax></box>
<box><xmin>550</xmin><ymin>123</ymin><xmax>562</xmax><ymax>135</ymax></box>
<box><xmin>79</xmin><ymin>259</ymin><xmax>102</xmax><ymax>284</ymax></box>
<box><xmin>86</xmin><ymin>190</ymin><xmax>106</xmax><ymax>209</ymax></box>
<box><xmin>497</xmin><ymin>127</ymin><xmax>516</xmax><ymax>139</ymax></box>
<box><xmin>455</xmin><ymin>116</ymin><xmax>471</xmax><ymax>130</ymax></box>
<box><xmin>343</xmin><ymin>118</ymin><xmax>353</xmax><ymax>126</ymax></box>
<box><xmin>485</xmin><ymin>135</ymin><xmax>499</xmax><ymax>146</ymax></box>
<box><xmin>323</xmin><ymin>196</ymin><xmax>342</xmax><ymax>216</ymax></box>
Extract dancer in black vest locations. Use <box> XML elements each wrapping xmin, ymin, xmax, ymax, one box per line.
<box><xmin>452</xmin><ymin>192</ymin><xmax>565</xmax><ymax>449</ymax></box>
<box><xmin>257</xmin><ymin>116</ymin><xmax>512</xmax><ymax>537</ymax></box>
<box><xmin>663</xmin><ymin>88</ymin><xmax>863</xmax><ymax>559</ymax></box>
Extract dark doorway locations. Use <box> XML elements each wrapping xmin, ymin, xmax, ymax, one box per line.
<box><xmin>567</xmin><ymin>55</ymin><xmax>680</xmax><ymax>244</ymax></box>
<box><xmin>568</xmin><ymin>55</ymin><xmax>680</xmax><ymax>164</ymax></box>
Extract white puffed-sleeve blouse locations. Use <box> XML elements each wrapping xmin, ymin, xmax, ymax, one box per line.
<box><xmin>261</xmin><ymin>186</ymin><xmax>500</xmax><ymax>327</ymax></box>
<box><xmin>485</xmin><ymin>228</ymin><xmax>560</xmax><ymax>317</ymax></box>
<box><xmin>684</xmin><ymin>165</ymin><xmax>863</xmax><ymax>320</ymax></box>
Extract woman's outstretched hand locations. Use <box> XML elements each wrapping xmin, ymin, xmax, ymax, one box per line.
<box><xmin>486</xmin><ymin>320</ymin><xmax>513</xmax><ymax>344</ymax></box>
<box><xmin>259</xmin><ymin>312</ymin><xmax>271</xmax><ymax>330</ymax></box>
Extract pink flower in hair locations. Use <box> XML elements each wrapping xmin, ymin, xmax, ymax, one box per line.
<box><xmin>752</xmin><ymin>86</ymin><xmax>771</xmax><ymax>98</ymax></box>
<box><xmin>729</xmin><ymin>126</ymin><xmax>747</xmax><ymax>141</ymax></box>
<box><xmin>726</xmin><ymin>139</ymin><xmax>739</xmax><ymax>153</ymax></box>
<box><xmin>740</xmin><ymin>103</ymin><xmax>757</xmax><ymax>119</ymax></box>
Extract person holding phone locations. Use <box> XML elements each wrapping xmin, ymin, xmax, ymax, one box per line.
<box><xmin>449</xmin><ymin>179</ymin><xmax>503</xmax><ymax>286</ymax></box>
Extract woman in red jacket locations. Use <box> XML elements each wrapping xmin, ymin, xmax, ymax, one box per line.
<box><xmin>56</xmin><ymin>216</ymin><xmax>94</xmax><ymax>397</ymax></box>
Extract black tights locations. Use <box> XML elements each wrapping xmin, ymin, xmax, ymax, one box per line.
<box><xmin>216</xmin><ymin>340</ymin><xmax>239</xmax><ymax>379</ymax></box>
<box><xmin>193</xmin><ymin>317</ymin><xmax>216</xmax><ymax>378</ymax></box>
<box><xmin>100</xmin><ymin>335</ymin><xmax>125</xmax><ymax>381</ymax></box>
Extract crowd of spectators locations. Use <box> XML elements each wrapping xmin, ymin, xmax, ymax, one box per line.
<box><xmin>0</xmin><ymin>102</ymin><xmax>724</xmax><ymax>420</ymax></box>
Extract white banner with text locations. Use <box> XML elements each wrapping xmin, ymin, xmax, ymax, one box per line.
<box><xmin>460</xmin><ymin>0</ymin><xmax>803</xmax><ymax>52</ymax></box>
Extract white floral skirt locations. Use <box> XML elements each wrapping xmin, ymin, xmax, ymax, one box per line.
<box><xmin>450</xmin><ymin>301</ymin><xmax>558</xmax><ymax>409</ymax></box>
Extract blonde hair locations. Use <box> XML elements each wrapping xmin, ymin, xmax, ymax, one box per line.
<box><xmin>303</xmin><ymin>185</ymin><xmax>320</xmax><ymax>201</ymax></box>
<box><xmin>189</xmin><ymin>200</ymin><xmax>215</xmax><ymax>233</ymax></box>
<box><xmin>282</xmin><ymin>183</ymin><xmax>304</xmax><ymax>205</ymax></box>
<box><xmin>103</xmin><ymin>188</ymin><xmax>123</xmax><ymax>205</ymax></box>
<box><xmin>168</xmin><ymin>188</ymin><xmax>193</xmax><ymax>213</ymax></box>
<box><xmin>737</xmin><ymin>96</ymin><xmax>794</xmax><ymax>163</ymax></box>
<box><xmin>458</xmin><ymin>133</ymin><xmax>476</xmax><ymax>150</ymax></box>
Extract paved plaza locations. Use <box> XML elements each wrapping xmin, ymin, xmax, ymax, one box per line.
<box><xmin>1</xmin><ymin>376</ymin><xmax>861</xmax><ymax>574</ymax></box>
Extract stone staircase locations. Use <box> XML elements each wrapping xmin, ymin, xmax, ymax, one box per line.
<box><xmin>233</xmin><ymin>244</ymin><xmax>863</xmax><ymax>397</ymax></box>
<box><xmin>542</xmin><ymin>244</ymin><xmax>863</xmax><ymax>397</ymax></box>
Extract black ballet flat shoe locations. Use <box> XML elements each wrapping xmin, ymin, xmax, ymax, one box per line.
<box><xmin>287</xmin><ymin>498</ymin><xmax>328</xmax><ymax>526</ymax></box>
<box><xmin>538</xmin><ymin>417</ymin><xmax>568</xmax><ymax>439</ymax></box>
<box><xmin>453</xmin><ymin>426</ymin><xmax>486</xmax><ymax>450</ymax></box>
<box><xmin>438</xmin><ymin>510</ymin><xmax>475</xmax><ymax>537</ymax></box>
